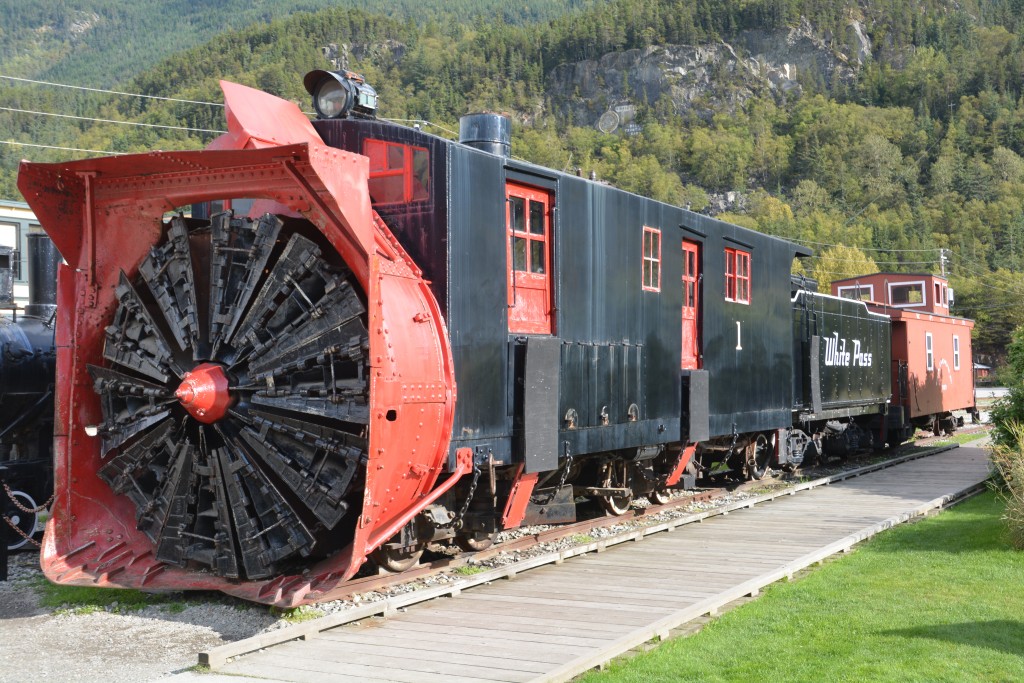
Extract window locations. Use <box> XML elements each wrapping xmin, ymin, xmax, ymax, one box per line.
<box><xmin>509</xmin><ymin>195</ymin><xmax>547</xmax><ymax>275</ymax></box>
<box><xmin>724</xmin><ymin>248</ymin><xmax>750</xmax><ymax>304</ymax></box>
<box><xmin>642</xmin><ymin>227</ymin><xmax>661</xmax><ymax>292</ymax></box>
<box><xmin>942</xmin><ymin>284</ymin><xmax>948</xmax><ymax>307</ymax></box>
<box><xmin>0</xmin><ymin>222</ymin><xmax>21</xmax><ymax>279</ymax></box>
<box><xmin>838</xmin><ymin>284</ymin><xmax>873</xmax><ymax>301</ymax></box>
<box><xmin>889</xmin><ymin>281</ymin><xmax>925</xmax><ymax>307</ymax></box>
<box><xmin>953</xmin><ymin>335</ymin><xmax>960</xmax><ymax>370</ymax></box>
<box><xmin>926</xmin><ymin>332</ymin><xmax>934</xmax><ymax>371</ymax></box>
<box><xmin>934</xmin><ymin>282</ymin><xmax>941</xmax><ymax>307</ymax></box>
<box><xmin>364</xmin><ymin>140</ymin><xmax>430</xmax><ymax>205</ymax></box>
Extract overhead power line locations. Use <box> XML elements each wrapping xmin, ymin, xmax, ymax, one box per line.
<box><xmin>804</xmin><ymin>256</ymin><xmax>941</xmax><ymax>266</ymax></box>
<box><xmin>383</xmin><ymin>118</ymin><xmax>459</xmax><ymax>137</ymax></box>
<box><xmin>1</xmin><ymin>139</ymin><xmax>124</xmax><ymax>155</ymax></box>
<box><xmin>789</xmin><ymin>237</ymin><xmax>941</xmax><ymax>253</ymax></box>
<box><xmin>0</xmin><ymin>106</ymin><xmax>224</xmax><ymax>134</ymax></box>
<box><xmin>0</xmin><ymin>74</ymin><xmax>224</xmax><ymax>107</ymax></box>
<box><xmin>949</xmin><ymin>257</ymin><xmax>1024</xmax><ymax>298</ymax></box>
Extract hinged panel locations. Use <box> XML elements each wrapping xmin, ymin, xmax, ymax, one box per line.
<box><xmin>522</xmin><ymin>336</ymin><xmax>561</xmax><ymax>473</ymax></box>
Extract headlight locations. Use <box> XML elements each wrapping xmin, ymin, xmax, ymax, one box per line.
<box><xmin>314</xmin><ymin>79</ymin><xmax>348</xmax><ymax>118</ymax></box>
<box><xmin>303</xmin><ymin>69</ymin><xmax>378</xmax><ymax>120</ymax></box>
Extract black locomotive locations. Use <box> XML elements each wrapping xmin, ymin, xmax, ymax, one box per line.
<box><xmin>0</xmin><ymin>235</ymin><xmax>60</xmax><ymax>550</ymax></box>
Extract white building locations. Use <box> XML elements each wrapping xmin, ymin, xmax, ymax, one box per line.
<box><xmin>0</xmin><ymin>198</ymin><xmax>45</xmax><ymax>308</ymax></box>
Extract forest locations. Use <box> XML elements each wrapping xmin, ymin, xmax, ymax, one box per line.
<box><xmin>1</xmin><ymin>0</ymin><xmax>1023</xmax><ymax>366</ymax></box>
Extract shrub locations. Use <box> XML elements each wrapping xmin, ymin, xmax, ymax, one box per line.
<box><xmin>991</xmin><ymin>326</ymin><xmax>1024</xmax><ymax>448</ymax></box>
<box><xmin>989</xmin><ymin>421</ymin><xmax>1024</xmax><ymax>549</ymax></box>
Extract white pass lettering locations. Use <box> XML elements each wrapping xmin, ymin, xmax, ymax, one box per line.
<box><xmin>823</xmin><ymin>333</ymin><xmax>872</xmax><ymax>367</ymax></box>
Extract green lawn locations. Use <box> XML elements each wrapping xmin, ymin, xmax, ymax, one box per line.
<box><xmin>580</xmin><ymin>492</ymin><xmax>1024</xmax><ymax>683</ymax></box>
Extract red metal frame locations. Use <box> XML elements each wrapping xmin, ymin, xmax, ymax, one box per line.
<box><xmin>501</xmin><ymin>465</ymin><xmax>539</xmax><ymax>530</ymax></box>
<box><xmin>665</xmin><ymin>444</ymin><xmax>696</xmax><ymax>487</ymax></box>
<box><xmin>18</xmin><ymin>81</ymin><xmax>457</xmax><ymax>607</ymax></box>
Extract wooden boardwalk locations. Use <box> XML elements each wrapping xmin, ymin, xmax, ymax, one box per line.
<box><xmin>205</xmin><ymin>446</ymin><xmax>991</xmax><ymax>683</ymax></box>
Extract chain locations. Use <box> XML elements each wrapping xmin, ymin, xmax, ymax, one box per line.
<box><xmin>436</xmin><ymin>464</ymin><xmax>482</xmax><ymax>530</ymax></box>
<box><xmin>3</xmin><ymin>512</ymin><xmax>41</xmax><ymax>547</ymax></box>
<box><xmin>2</xmin><ymin>481</ymin><xmax>50</xmax><ymax>549</ymax></box>
<box><xmin>4</xmin><ymin>481</ymin><xmax>53</xmax><ymax>513</ymax></box>
<box><xmin>532</xmin><ymin>450</ymin><xmax>574</xmax><ymax>505</ymax></box>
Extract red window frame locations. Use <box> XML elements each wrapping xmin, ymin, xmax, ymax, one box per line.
<box><xmin>363</xmin><ymin>139</ymin><xmax>430</xmax><ymax>205</ymax></box>
<box><xmin>642</xmin><ymin>227</ymin><xmax>661</xmax><ymax>292</ymax></box>
<box><xmin>724</xmin><ymin>247</ymin><xmax>750</xmax><ymax>304</ymax></box>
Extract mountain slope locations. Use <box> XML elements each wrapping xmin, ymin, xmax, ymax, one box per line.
<box><xmin>0</xmin><ymin>0</ymin><xmax>598</xmax><ymax>87</ymax></box>
<box><xmin>3</xmin><ymin>0</ymin><xmax>1023</xmax><ymax>360</ymax></box>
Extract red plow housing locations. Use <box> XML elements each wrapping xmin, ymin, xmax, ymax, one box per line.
<box><xmin>17</xmin><ymin>83</ymin><xmax>456</xmax><ymax>606</ymax></box>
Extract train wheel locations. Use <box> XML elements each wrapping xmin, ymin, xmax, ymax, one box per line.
<box><xmin>748</xmin><ymin>434</ymin><xmax>772</xmax><ymax>480</ymax></box>
<box><xmin>598</xmin><ymin>460</ymin><xmax>633</xmax><ymax>516</ymax></box>
<box><xmin>372</xmin><ymin>544</ymin><xmax>424</xmax><ymax>573</ymax></box>
<box><xmin>3</xmin><ymin>490</ymin><xmax>39</xmax><ymax>551</ymax></box>
<box><xmin>455</xmin><ymin>530</ymin><xmax>497</xmax><ymax>552</ymax></box>
<box><xmin>648</xmin><ymin>487</ymin><xmax>672</xmax><ymax>505</ymax></box>
<box><xmin>91</xmin><ymin>213</ymin><xmax>369</xmax><ymax>581</ymax></box>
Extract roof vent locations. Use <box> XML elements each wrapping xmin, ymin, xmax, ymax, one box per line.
<box><xmin>459</xmin><ymin>113</ymin><xmax>511</xmax><ymax>157</ymax></box>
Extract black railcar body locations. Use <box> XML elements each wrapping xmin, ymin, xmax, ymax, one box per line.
<box><xmin>316</xmin><ymin>116</ymin><xmax>813</xmax><ymax>491</ymax></box>
<box><xmin>785</xmin><ymin>289</ymin><xmax>893</xmax><ymax>464</ymax></box>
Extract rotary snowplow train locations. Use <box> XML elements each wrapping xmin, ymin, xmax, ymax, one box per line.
<box><xmin>15</xmin><ymin>71</ymin><xmax>977</xmax><ymax>606</ymax></box>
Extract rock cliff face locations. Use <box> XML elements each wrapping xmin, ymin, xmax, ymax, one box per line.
<box><xmin>547</xmin><ymin>17</ymin><xmax>870</xmax><ymax>129</ymax></box>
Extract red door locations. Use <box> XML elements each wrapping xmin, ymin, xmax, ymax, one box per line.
<box><xmin>681</xmin><ymin>240</ymin><xmax>701</xmax><ymax>369</ymax></box>
<box><xmin>507</xmin><ymin>183</ymin><xmax>554</xmax><ymax>334</ymax></box>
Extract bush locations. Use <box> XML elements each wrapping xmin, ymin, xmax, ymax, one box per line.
<box><xmin>991</xmin><ymin>326</ymin><xmax>1024</xmax><ymax>448</ymax></box>
<box><xmin>989</xmin><ymin>421</ymin><xmax>1024</xmax><ymax>549</ymax></box>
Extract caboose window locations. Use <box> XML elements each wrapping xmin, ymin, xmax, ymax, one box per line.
<box><xmin>889</xmin><ymin>281</ymin><xmax>925</xmax><ymax>307</ymax></box>
<box><xmin>926</xmin><ymin>332</ymin><xmax>934</xmax><ymax>371</ymax></box>
<box><xmin>642</xmin><ymin>227</ymin><xmax>661</xmax><ymax>292</ymax></box>
<box><xmin>364</xmin><ymin>139</ymin><xmax>430</xmax><ymax>205</ymax></box>
<box><xmin>837</xmin><ymin>284</ymin><xmax>873</xmax><ymax>301</ymax></box>
<box><xmin>724</xmin><ymin>248</ymin><xmax>750</xmax><ymax>304</ymax></box>
<box><xmin>953</xmin><ymin>335</ymin><xmax>960</xmax><ymax>370</ymax></box>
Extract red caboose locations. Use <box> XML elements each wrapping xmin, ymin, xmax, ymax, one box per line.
<box><xmin>832</xmin><ymin>273</ymin><xmax>977</xmax><ymax>442</ymax></box>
